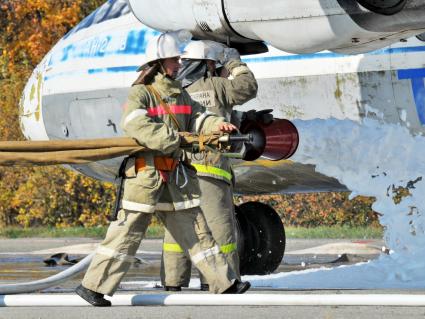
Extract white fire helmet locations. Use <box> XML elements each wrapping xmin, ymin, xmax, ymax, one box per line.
<box><xmin>138</xmin><ymin>30</ymin><xmax>192</xmax><ymax>71</ymax></box>
<box><xmin>181</xmin><ymin>40</ymin><xmax>226</xmax><ymax>62</ymax></box>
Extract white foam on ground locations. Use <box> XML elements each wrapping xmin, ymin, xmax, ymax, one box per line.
<box><xmin>284</xmin><ymin>242</ymin><xmax>381</xmax><ymax>255</ymax></box>
<box><xmin>245</xmin><ymin>118</ymin><xmax>425</xmax><ymax>289</ymax></box>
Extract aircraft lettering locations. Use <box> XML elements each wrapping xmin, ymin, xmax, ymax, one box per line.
<box><xmin>48</xmin><ymin>30</ymin><xmax>143</xmax><ymax>66</ymax></box>
<box><xmin>398</xmin><ymin>68</ymin><xmax>425</xmax><ymax>126</ymax></box>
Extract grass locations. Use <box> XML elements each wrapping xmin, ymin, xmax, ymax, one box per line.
<box><xmin>0</xmin><ymin>225</ymin><xmax>382</xmax><ymax>239</ymax></box>
<box><xmin>0</xmin><ymin>225</ymin><xmax>164</xmax><ymax>239</ymax></box>
<box><xmin>285</xmin><ymin>225</ymin><xmax>383</xmax><ymax>239</ymax></box>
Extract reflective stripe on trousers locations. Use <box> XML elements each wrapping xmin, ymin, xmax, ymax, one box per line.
<box><xmin>83</xmin><ymin>208</ymin><xmax>235</xmax><ymax>295</ymax></box>
<box><xmin>163</xmin><ymin>242</ymin><xmax>184</xmax><ymax>253</ymax></box>
<box><xmin>163</xmin><ymin>242</ymin><xmax>237</xmax><ymax>254</ymax></box>
<box><xmin>192</xmin><ymin>164</ymin><xmax>232</xmax><ymax>182</ymax></box>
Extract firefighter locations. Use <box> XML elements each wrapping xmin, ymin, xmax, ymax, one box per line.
<box><xmin>75</xmin><ymin>31</ymin><xmax>250</xmax><ymax>307</ymax></box>
<box><xmin>161</xmin><ymin>40</ymin><xmax>258</xmax><ymax>291</ymax></box>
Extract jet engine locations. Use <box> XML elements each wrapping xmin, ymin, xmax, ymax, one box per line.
<box><xmin>128</xmin><ymin>0</ymin><xmax>425</xmax><ymax>54</ymax></box>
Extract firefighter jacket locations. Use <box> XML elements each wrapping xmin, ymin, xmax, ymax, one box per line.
<box><xmin>187</xmin><ymin>60</ymin><xmax>258</xmax><ymax>184</ymax></box>
<box><xmin>120</xmin><ymin>73</ymin><xmax>224</xmax><ymax>213</ymax></box>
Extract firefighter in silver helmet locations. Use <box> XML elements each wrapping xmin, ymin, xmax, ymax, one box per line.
<box><xmin>160</xmin><ymin>39</ymin><xmax>258</xmax><ymax>291</ymax></box>
<box><xmin>75</xmin><ymin>31</ymin><xmax>250</xmax><ymax>307</ymax></box>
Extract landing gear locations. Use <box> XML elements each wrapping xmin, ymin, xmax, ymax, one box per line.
<box><xmin>235</xmin><ymin>202</ymin><xmax>285</xmax><ymax>275</ymax></box>
<box><xmin>356</xmin><ymin>0</ymin><xmax>407</xmax><ymax>15</ymax></box>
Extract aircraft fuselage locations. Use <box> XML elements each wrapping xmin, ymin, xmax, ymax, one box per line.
<box><xmin>19</xmin><ymin>3</ymin><xmax>425</xmax><ymax>194</ymax></box>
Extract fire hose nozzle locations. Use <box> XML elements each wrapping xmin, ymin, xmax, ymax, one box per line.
<box><xmin>218</xmin><ymin>133</ymin><xmax>253</xmax><ymax>143</ymax></box>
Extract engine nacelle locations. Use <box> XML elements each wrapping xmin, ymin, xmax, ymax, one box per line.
<box><xmin>128</xmin><ymin>0</ymin><xmax>425</xmax><ymax>54</ymax></box>
<box><xmin>127</xmin><ymin>0</ymin><xmax>268</xmax><ymax>55</ymax></box>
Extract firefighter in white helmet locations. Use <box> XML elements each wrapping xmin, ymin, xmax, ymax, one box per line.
<box><xmin>160</xmin><ymin>39</ymin><xmax>258</xmax><ymax>292</ymax></box>
<box><xmin>75</xmin><ymin>31</ymin><xmax>250</xmax><ymax>307</ymax></box>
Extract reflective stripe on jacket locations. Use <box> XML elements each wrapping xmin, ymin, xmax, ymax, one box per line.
<box><xmin>192</xmin><ymin>163</ymin><xmax>232</xmax><ymax>183</ymax></box>
<box><xmin>120</xmin><ymin>73</ymin><xmax>225</xmax><ymax>212</ymax></box>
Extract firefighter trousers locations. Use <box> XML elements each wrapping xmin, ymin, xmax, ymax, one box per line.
<box><xmin>81</xmin><ymin>206</ymin><xmax>236</xmax><ymax>296</ymax></box>
<box><xmin>161</xmin><ymin>177</ymin><xmax>240</xmax><ymax>288</ymax></box>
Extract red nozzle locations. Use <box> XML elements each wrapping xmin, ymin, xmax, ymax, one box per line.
<box><xmin>240</xmin><ymin>119</ymin><xmax>299</xmax><ymax>161</ymax></box>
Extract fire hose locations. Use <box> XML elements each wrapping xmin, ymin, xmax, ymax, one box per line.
<box><xmin>0</xmin><ymin>132</ymin><xmax>249</xmax><ymax>166</ymax></box>
<box><xmin>0</xmin><ymin>119</ymin><xmax>299</xmax><ymax>295</ymax></box>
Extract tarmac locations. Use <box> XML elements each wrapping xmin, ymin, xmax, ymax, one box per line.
<box><xmin>0</xmin><ymin>237</ymin><xmax>424</xmax><ymax>319</ymax></box>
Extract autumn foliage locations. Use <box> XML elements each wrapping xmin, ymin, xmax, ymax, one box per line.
<box><xmin>0</xmin><ymin>1</ymin><xmax>380</xmax><ymax>229</ymax></box>
<box><xmin>236</xmin><ymin>193</ymin><xmax>380</xmax><ymax>228</ymax></box>
<box><xmin>0</xmin><ymin>0</ymin><xmax>109</xmax><ymax>228</ymax></box>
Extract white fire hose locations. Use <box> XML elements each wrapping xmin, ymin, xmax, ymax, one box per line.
<box><xmin>0</xmin><ymin>253</ymin><xmax>94</xmax><ymax>295</ymax></box>
<box><xmin>0</xmin><ymin>252</ymin><xmax>424</xmax><ymax>307</ymax></box>
<box><xmin>1</xmin><ymin>293</ymin><xmax>425</xmax><ymax>307</ymax></box>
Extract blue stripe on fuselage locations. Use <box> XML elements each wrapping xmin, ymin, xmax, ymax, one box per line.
<box><xmin>49</xmin><ymin>23</ymin><xmax>425</xmax><ymax>67</ymax></box>
<box><xmin>242</xmin><ymin>45</ymin><xmax>425</xmax><ymax>63</ymax></box>
<box><xmin>398</xmin><ymin>68</ymin><xmax>425</xmax><ymax>80</ymax></box>
<box><xmin>398</xmin><ymin>68</ymin><xmax>425</xmax><ymax>125</ymax></box>
<box><xmin>88</xmin><ymin>66</ymin><xmax>138</xmax><ymax>74</ymax></box>
<box><xmin>44</xmin><ymin>65</ymin><xmax>139</xmax><ymax>81</ymax></box>
<box><xmin>44</xmin><ymin>43</ymin><xmax>425</xmax><ymax>80</ymax></box>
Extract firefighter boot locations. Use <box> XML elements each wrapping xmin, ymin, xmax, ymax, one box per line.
<box><xmin>200</xmin><ymin>283</ymin><xmax>210</xmax><ymax>291</ymax></box>
<box><xmin>165</xmin><ymin>286</ymin><xmax>182</xmax><ymax>292</ymax></box>
<box><xmin>222</xmin><ymin>280</ymin><xmax>251</xmax><ymax>294</ymax></box>
<box><xmin>76</xmin><ymin>284</ymin><xmax>111</xmax><ymax>307</ymax></box>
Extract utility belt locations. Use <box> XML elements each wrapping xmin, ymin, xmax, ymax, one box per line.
<box><xmin>135</xmin><ymin>156</ymin><xmax>179</xmax><ymax>172</ymax></box>
<box><xmin>110</xmin><ymin>155</ymin><xmax>184</xmax><ymax>222</ymax></box>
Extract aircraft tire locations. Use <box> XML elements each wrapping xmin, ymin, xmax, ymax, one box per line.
<box><xmin>236</xmin><ymin>202</ymin><xmax>286</xmax><ymax>275</ymax></box>
<box><xmin>356</xmin><ymin>0</ymin><xmax>407</xmax><ymax>15</ymax></box>
<box><xmin>234</xmin><ymin>205</ymin><xmax>253</xmax><ymax>274</ymax></box>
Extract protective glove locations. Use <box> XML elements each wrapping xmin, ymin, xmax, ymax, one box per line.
<box><xmin>204</xmin><ymin>40</ymin><xmax>226</xmax><ymax>64</ymax></box>
<box><xmin>230</xmin><ymin>110</ymin><xmax>245</xmax><ymax>128</ymax></box>
<box><xmin>223</xmin><ymin>47</ymin><xmax>241</xmax><ymax>63</ymax></box>
<box><xmin>244</xmin><ymin>109</ymin><xmax>274</xmax><ymax>125</ymax></box>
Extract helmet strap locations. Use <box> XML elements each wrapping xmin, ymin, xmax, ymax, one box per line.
<box><xmin>158</xmin><ymin>60</ymin><xmax>175</xmax><ymax>79</ymax></box>
<box><xmin>205</xmin><ymin>60</ymin><xmax>217</xmax><ymax>78</ymax></box>
<box><xmin>158</xmin><ymin>60</ymin><xmax>166</xmax><ymax>74</ymax></box>
<box><xmin>132</xmin><ymin>63</ymin><xmax>160</xmax><ymax>86</ymax></box>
